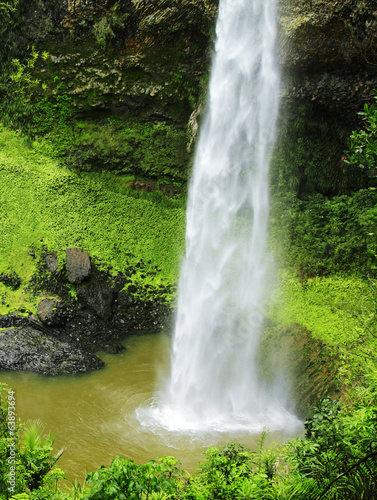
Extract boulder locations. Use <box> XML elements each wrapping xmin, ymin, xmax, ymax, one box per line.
<box><xmin>76</xmin><ymin>278</ymin><xmax>114</xmax><ymax>320</ymax></box>
<box><xmin>66</xmin><ymin>248</ymin><xmax>91</xmax><ymax>284</ymax></box>
<box><xmin>0</xmin><ymin>327</ymin><xmax>104</xmax><ymax>375</ymax></box>
<box><xmin>103</xmin><ymin>343</ymin><xmax>126</xmax><ymax>354</ymax></box>
<box><xmin>37</xmin><ymin>298</ymin><xmax>69</xmax><ymax>326</ymax></box>
<box><xmin>0</xmin><ymin>272</ymin><xmax>21</xmax><ymax>290</ymax></box>
<box><xmin>45</xmin><ymin>251</ymin><xmax>59</xmax><ymax>273</ymax></box>
<box><xmin>0</xmin><ymin>313</ymin><xmax>29</xmax><ymax>329</ymax></box>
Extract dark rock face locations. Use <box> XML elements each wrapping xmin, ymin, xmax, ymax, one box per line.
<box><xmin>37</xmin><ymin>298</ymin><xmax>69</xmax><ymax>326</ymax></box>
<box><xmin>279</xmin><ymin>0</ymin><xmax>377</xmax><ymax>71</ymax></box>
<box><xmin>0</xmin><ymin>327</ymin><xmax>104</xmax><ymax>375</ymax></box>
<box><xmin>279</xmin><ymin>0</ymin><xmax>377</xmax><ymax>116</ymax></box>
<box><xmin>25</xmin><ymin>0</ymin><xmax>217</xmax><ymax>125</ymax></box>
<box><xmin>0</xmin><ymin>313</ymin><xmax>30</xmax><ymax>329</ymax></box>
<box><xmin>76</xmin><ymin>278</ymin><xmax>114</xmax><ymax>320</ymax></box>
<box><xmin>66</xmin><ymin>248</ymin><xmax>91</xmax><ymax>283</ymax></box>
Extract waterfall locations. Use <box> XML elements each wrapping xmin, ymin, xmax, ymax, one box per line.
<box><xmin>138</xmin><ymin>0</ymin><xmax>300</xmax><ymax>433</ymax></box>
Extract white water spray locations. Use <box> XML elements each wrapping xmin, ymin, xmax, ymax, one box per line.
<box><xmin>138</xmin><ymin>0</ymin><xmax>300</xmax><ymax>433</ymax></box>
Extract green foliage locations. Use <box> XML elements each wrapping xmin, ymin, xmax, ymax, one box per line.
<box><xmin>271</xmin><ymin>102</ymin><xmax>364</xmax><ymax>200</ymax></box>
<box><xmin>180</xmin><ymin>441</ymin><xmax>280</xmax><ymax>500</ymax></box>
<box><xmin>0</xmin><ymin>0</ymin><xmax>53</xmax><ymax>68</ymax></box>
<box><xmin>84</xmin><ymin>456</ymin><xmax>183</xmax><ymax>500</ymax></box>
<box><xmin>270</xmin><ymin>273</ymin><xmax>363</xmax><ymax>343</ymax></box>
<box><xmin>19</xmin><ymin>422</ymin><xmax>64</xmax><ymax>491</ymax></box>
<box><xmin>3</xmin><ymin>55</ymin><xmax>190</xmax><ymax>182</ymax></box>
<box><xmin>93</xmin><ymin>17</ymin><xmax>115</xmax><ymax>48</ymax></box>
<box><xmin>268</xmin><ymin>271</ymin><xmax>377</xmax><ymax>403</ymax></box>
<box><xmin>346</xmin><ymin>92</ymin><xmax>377</xmax><ymax>172</ymax></box>
<box><xmin>93</xmin><ymin>4</ymin><xmax>132</xmax><ymax>48</ymax></box>
<box><xmin>270</xmin><ymin>92</ymin><xmax>377</xmax><ymax>279</ymax></box>
<box><xmin>270</xmin><ymin>188</ymin><xmax>377</xmax><ymax>277</ymax></box>
<box><xmin>33</xmin><ymin>79</ymin><xmax>74</xmax><ymax>138</ymax></box>
<box><xmin>61</xmin><ymin>119</ymin><xmax>190</xmax><ymax>182</ymax></box>
<box><xmin>0</xmin><ymin>48</ymin><xmax>47</xmax><ymax>133</ymax></box>
<box><xmin>0</xmin><ymin>385</ymin><xmax>65</xmax><ymax>500</ymax></box>
<box><xmin>288</xmin><ymin>395</ymin><xmax>377</xmax><ymax>499</ymax></box>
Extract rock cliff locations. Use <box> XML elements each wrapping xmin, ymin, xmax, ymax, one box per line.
<box><xmin>279</xmin><ymin>0</ymin><xmax>377</xmax><ymax>117</ymax></box>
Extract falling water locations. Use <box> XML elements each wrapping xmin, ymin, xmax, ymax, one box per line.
<box><xmin>138</xmin><ymin>0</ymin><xmax>300</xmax><ymax>433</ymax></box>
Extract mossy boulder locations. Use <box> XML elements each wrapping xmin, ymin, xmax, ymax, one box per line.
<box><xmin>66</xmin><ymin>248</ymin><xmax>91</xmax><ymax>284</ymax></box>
<box><xmin>37</xmin><ymin>298</ymin><xmax>69</xmax><ymax>326</ymax></box>
<box><xmin>76</xmin><ymin>277</ymin><xmax>115</xmax><ymax>320</ymax></box>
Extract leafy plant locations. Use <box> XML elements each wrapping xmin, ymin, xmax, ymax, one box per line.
<box><xmin>19</xmin><ymin>421</ymin><xmax>64</xmax><ymax>491</ymax></box>
<box><xmin>181</xmin><ymin>442</ymin><xmax>276</xmax><ymax>500</ymax></box>
<box><xmin>270</xmin><ymin>188</ymin><xmax>377</xmax><ymax>278</ymax></box>
<box><xmin>33</xmin><ymin>78</ymin><xmax>74</xmax><ymax>138</ymax></box>
<box><xmin>346</xmin><ymin>92</ymin><xmax>377</xmax><ymax>173</ymax></box>
<box><xmin>289</xmin><ymin>395</ymin><xmax>377</xmax><ymax>499</ymax></box>
<box><xmin>84</xmin><ymin>456</ymin><xmax>183</xmax><ymax>500</ymax></box>
<box><xmin>0</xmin><ymin>48</ymin><xmax>47</xmax><ymax>133</ymax></box>
<box><xmin>62</xmin><ymin>119</ymin><xmax>189</xmax><ymax>182</ymax></box>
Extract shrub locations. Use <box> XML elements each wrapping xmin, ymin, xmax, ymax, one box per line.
<box><xmin>84</xmin><ymin>456</ymin><xmax>183</xmax><ymax>500</ymax></box>
<box><xmin>346</xmin><ymin>92</ymin><xmax>377</xmax><ymax>173</ymax></box>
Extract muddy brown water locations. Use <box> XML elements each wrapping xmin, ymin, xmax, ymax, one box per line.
<box><xmin>1</xmin><ymin>333</ymin><xmax>302</xmax><ymax>480</ymax></box>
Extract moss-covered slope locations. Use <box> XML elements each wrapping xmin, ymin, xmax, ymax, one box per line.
<box><xmin>0</xmin><ymin>126</ymin><xmax>185</xmax><ymax>315</ymax></box>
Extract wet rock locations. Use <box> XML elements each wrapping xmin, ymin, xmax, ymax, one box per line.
<box><xmin>103</xmin><ymin>343</ymin><xmax>126</xmax><ymax>354</ymax></box>
<box><xmin>117</xmin><ymin>291</ymin><xmax>135</xmax><ymax>309</ymax></box>
<box><xmin>0</xmin><ymin>272</ymin><xmax>21</xmax><ymax>290</ymax></box>
<box><xmin>76</xmin><ymin>278</ymin><xmax>114</xmax><ymax>320</ymax></box>
<box><xmin>111</xmin><ymin>272</ymin><xmax>128</xmax><ymax>294</ymax></box>
<box><xmin>37</xmin><ymin>298</ymin><xmax>69</xmax><ymax>326</ymax></box>
<box><xmin>66</xmin><ymin>248</ymin><xmax>91</xmax><ymax>283</ymax></box>
<box><xmin>45</xmin><ymin>251</ymin><xmax>59</xmax><ymax>273</ymax></box>
<box><xmin>0</xmin><ymin>327</ymin><xmax>104</xmax><ymax>375</ymax></box>
<box><xmin>279</xmin><ymin>0</ymin><xmax>377</xmax><ymax>71</ymax></box>
<box><xmin>0</xmin><ymin>313</ymin><xmax>30</xmax><ymax>329</ymax></box>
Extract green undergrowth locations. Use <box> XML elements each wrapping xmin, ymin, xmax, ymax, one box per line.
<box><xmin>269</xmin><ymin>182</ymin><xmax>377</xmax><ymax>276</ymax></box>
<box><xmin>269</xmin><ymin>273</ymin><xmax>363</xmax><ymax>344</ymax></box>
<box><xmin>268</xmin><ymin>272</ymin><xmax>377</xmax><ymax>386</ymax></box>
<box><xmin>0</xmin><ymin>125</ymin><xmax>185</xmax><ymax>315</ymax></box>
<box><xmin>37</xmin><ymin>117</ymin><xmax>191</xmax><ymax>185</ymax></box>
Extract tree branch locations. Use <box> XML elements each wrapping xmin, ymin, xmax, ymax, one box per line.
<box><xmin>316</xmin><ymin>450</ymin><xmax>377</xmax><ymax>500</ymax></box>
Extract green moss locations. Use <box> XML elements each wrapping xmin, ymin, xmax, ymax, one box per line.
<box><xmin>268</xmin><ymin>272</ymin><xmax>377</xmax><ymax>384</ymax></box>
<box><xmin>63</xmin><ymin>119</ymin><xmax>190</xmax><ymax>182</ymax></box>
<box><xmin>0</xmin><ymin>124</ymin><xmax>186</xmax><ymax>314</ymax></box>
<box><xmin>269</xmin><ymin>273</ymin><xmax>361</xmax><ymax>342</ymax></box>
